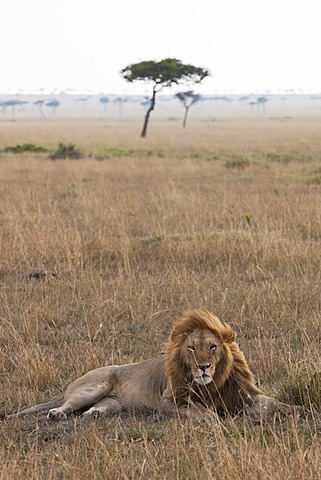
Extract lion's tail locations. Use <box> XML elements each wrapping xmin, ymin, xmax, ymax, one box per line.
<box><xmin>6</xmin><ymin>396</ymin><xmax>64</xmax><ymax>419</ymax></box>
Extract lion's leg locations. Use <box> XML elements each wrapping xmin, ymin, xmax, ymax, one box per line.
<box><xmin>181</xmin><ymin>401</ymin><xmax>219</xmax><ymax>421</ymax></box>
<box><xmin>248</xmin><ymin>394</ymin><xmax>301</xmax><ymax>420</ymax></box>
<box><xmin>81</xmin><ymin>397</ymin><xmax>124</xmax><ymax>418</ymax></box>
<box><xmin>160</xmin><ymin>387</ymin><xmax>218</xmax><ymax>421</ymax></box>
<box><xmin>48</xmin><ymin>383</ymin><xmax>112</xmax><ymax>421</ymax></box>
<box><xmin>247</xmin><ymin>394</ymin><xmax>271</xmax><ymax>418</ymax></box>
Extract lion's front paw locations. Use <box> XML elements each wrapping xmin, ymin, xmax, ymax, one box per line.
<box><xmin>180</xmin><ymin>406</ymin><xmax>219</xmax><ymax>423</ymax></box>
<box><xmin>248</xmin><ymin>395</ymin><xmax>303</xmax><ymax>422</ymax></box>
<box><xmin>47</xmin><ymin>408</ymin><xmax>67</xmax><ymax>421</ymax></box>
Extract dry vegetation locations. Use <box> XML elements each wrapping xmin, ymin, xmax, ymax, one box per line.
<box><xmin>0</xmin><ymin>116</ymin><xmax>321</xmax><ymax>479</ymax></box>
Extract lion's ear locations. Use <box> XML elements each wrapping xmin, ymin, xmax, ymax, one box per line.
<box><xmin>222</xmin><ymin>325</ymin><xmax>236</xmax><ymax>344</ymax></box>
<box><xmin>170</xmin><ymin>331</ymin><xmax>188</xmax><ymax>343</ymax></box>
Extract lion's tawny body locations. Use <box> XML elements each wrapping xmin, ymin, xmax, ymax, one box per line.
<box><xmin>8</xmin><ymin>310</ymin><xmax>298</xmax><ymax>421</ymax></box>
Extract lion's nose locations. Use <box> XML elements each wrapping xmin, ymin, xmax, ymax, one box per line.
<box><xmin>198</xmin><ymin>364</ymin><xmax>211</xmax><ymax>372</ymax></box>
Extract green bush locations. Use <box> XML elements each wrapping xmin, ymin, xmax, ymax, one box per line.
<box><xmin>306</xmin><ymin>175</ymin><xmax>321</xmax><ymax>185</ymax></box>
<box><xmin>49</xmin><ymin>143</ymin><xmax>83</xmax><ymax>160</ymax></box>
<box><xmin>3</xmin><ymin>143</ymin><xmax>48</xmax><ymax>154</ymax></box>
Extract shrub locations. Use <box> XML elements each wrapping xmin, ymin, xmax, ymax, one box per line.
<box><xmin>49</xmin><ymin>143</ymin><xmax>83</xmax><ymax>160</ymax></box>
<box><xmin>3</xmin><ymin>143</ymin><xmax>48</xmax><ymax>154</ymax></box>
<box><xmin>224</xmin><ymin>158</ymin><xmax>250</xmax><ymax>169</ymax></box>
<box><xmin>305</xmin><ymin>175</ymin><xmax>321</xmax><ymax>185</ymax></box>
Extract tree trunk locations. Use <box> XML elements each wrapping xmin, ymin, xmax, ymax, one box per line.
<box><xmin>141</xmin><ymin>86</ymin><xmax>157</xmax><ymax>138</ymax></box>
<box><xmin>183</xmin><ymin>106</ymin><xmax>189</xmax><ymax>128</ymax></box>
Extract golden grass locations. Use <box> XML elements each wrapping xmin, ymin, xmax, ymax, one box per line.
<box><xmin>0</xmin><ymin>117</ymin><xmax>320</xmax><ymax>479</ymax></box>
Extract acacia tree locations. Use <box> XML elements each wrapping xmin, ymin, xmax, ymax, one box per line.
<box><xmin>46</xmin><ymin>99</ymin><xmax>60</xmax><ymax>115</ymax></box>
<box><xmin>100</xmin><ymin>96</ymin><xmax>109</xmax><ymax>112</ymax></box>
<box><xmin>34</xmin><ymin>100</ymin><xmax>45</xmax><ymax>117</ymax></box>
<box><xmin>114</xmin><ymin>97</ymin><xmax>128</xmax><ymax>116</ymax></box>
<box><xmin>257</xmin><ymin>96</ymin><xmax>269</xmax><ymax>115</ymax></box>
<box><xmin>175</xmin><ymin>90</ymin><xmax>201</xmax><ymax>128</ymax></box>
<box><xmin>120</xmin><ymin>58</ymin><xmax>209</xmax><ymax>137</ymax></box>
<box><xmin>2</xmin><ymin>99</ymin><xmax>28</xmax><ymax>116</ymax></box>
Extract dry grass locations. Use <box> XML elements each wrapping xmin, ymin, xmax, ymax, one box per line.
<box><xmin>0</xmin><ymin>117</ymin><xmax>321</xmax><ymax>479</ymax></box>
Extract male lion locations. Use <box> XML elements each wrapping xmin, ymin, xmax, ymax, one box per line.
<box><xmin>7</xmin><ymin>309</ymin><xmax>296</xmax><ymax>421</ymax></box>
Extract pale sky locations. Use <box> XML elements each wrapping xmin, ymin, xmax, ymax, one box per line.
<box><xmin>1</xmin><ymin>0</ymin><xmax>320</xmax><ymax>94</ymax></box>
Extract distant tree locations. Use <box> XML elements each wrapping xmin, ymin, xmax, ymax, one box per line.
<box><xmin>1</xmin><ymin>99</ymin><xmax>28</xmax><ymax>116</ymax></box>
<box><xmin>257</xmin><ymin>96</ymin><xmax>269</xmax><ymax>115</ymax></box>
<box><xmin>249</xmin><ymin>101</ymin><xmax>258</xmax><ymax>110</ymax></box>
<box><xmin>75</xmin><ymin>97</ymin><xmax>89</xmax><ymax>111</ymax></box>
<box><xmin>175</xmin><ymin>90</ymin><xmax>201</xmax><ymax>128</ymax></box>
<box><xmin>248</xmin><ymin>96</ymin><xmax>269</xmax><ymax>114</ymax></box>
<box><xmin>113</xmin><ymin>97</ymin><xmax>128</xmax><ymax>116</ymax></box>
<box><xmin>206</xmin><ymin>96</ymin><xmax>232</xmax><ymax>107</ymax></box>
<box><xmin>120</xmin><ymin>58</ymin><xmax>210</xmax><ymax>137</ymax></box>
<box><xmin>34</xmin><ymin>100</ymin><xmax>45</xmax><ymax>117</ymax></box>
<box><xmin>46</xmin><ymin>99</ymin><xmax>60</xmax><ymax>115</ymax></box>
<box><xmin>100</xmin><ymin>96</ymin><xmax>109</xmax><ymax>112</ymax></box>
<box><xmin>0</xmin><ymin>100</ymin><xmax>8</xmax><ymax>116</ymax></box>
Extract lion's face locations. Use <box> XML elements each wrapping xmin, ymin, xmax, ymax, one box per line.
<box><xmin>181</xmin><ymin>328</ymin><xmax>223</xmax><ymax>386</ymax></box>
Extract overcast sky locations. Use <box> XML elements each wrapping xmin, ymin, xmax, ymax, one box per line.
<box><xmin>1</xmin><ymin>0</ymin><xmax>320</xmax><ymax>94</ymax></box>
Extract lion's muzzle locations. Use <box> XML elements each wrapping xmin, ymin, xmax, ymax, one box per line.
<box><xmin>193</xmin><ymin>363</ymin><xmax>213</xmax><ymax>385</ymax></box>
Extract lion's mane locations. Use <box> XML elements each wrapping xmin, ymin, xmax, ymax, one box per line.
<box><xmin>164</xmin><ymin>309</ymin><xmax>261</xmax><ymax>414</ymax></box>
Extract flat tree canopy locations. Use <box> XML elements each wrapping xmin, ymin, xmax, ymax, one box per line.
<box><xmin>121</xmin><ymin>58</ymin><xmax>209</xmax><ymax>88</ymax></box>
<box><xmin>120</xmin><ymin>58</ymin><xmax>210</xmax><ymax>137</ymax></box>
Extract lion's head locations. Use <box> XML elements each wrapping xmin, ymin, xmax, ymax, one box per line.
<box><xmin>165</xmin><ymin>309</ymin><xmax>261</xmax><ymax>414</ymax></box>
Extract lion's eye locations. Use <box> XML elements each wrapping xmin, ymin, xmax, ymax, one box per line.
<box><xmin>210</xmin><ymin>344</ymin><xmax>217</xmax><ymax>352</ymax></box>
<box><xmin>188</xmin><ymin>346</ymin><xmax>196</xmax><ymax>352</ymax></box>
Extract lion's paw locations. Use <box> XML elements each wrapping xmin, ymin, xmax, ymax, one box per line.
<box><xmin>180</xmin><ymin>407</ymin><xmax>220</xmax><ymax>424</ymax></box>
<box><xmin>81</xmin><ymin>407</ymin><xmax>106</xmax><ymax>419</ymax></box>
<box><xmin>47</xmin><ymin>408</ymin><xmax>67</xmax><ymax>421</ymax></box>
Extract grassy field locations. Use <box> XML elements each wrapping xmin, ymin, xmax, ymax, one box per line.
<box><xmin>0</xmin><ymin>116</ymin><xmax>321</xmax><ymax>479</ymax></box>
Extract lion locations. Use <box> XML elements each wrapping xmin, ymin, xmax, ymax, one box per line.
<box><xmin>7</xmin><ymin>309</ymin><xmax>297</xmax><ymax>421</ymax></box>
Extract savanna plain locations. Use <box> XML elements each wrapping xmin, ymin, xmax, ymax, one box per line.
<box><xmin>0</xmin><ymin>115</ymin><xmax>321</xmax><ymax>479</ymax></box>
